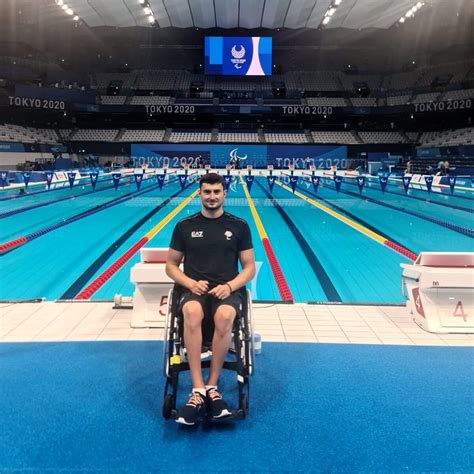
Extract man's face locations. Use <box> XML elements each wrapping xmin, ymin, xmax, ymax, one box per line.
<box><xmin>199</xmin><ymin>182</ymin><xmax>225</xmax><ymax>210</ymax></box>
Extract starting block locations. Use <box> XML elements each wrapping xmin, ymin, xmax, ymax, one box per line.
<box><xmin>401</xmin><ymin>252</ymin><xmax>474</xmax><ymax>333</ymax></box>
<box><xmin>129</xmin><ymin>247</ymin><xmax>177</xmax><ymax>328</ymax></box>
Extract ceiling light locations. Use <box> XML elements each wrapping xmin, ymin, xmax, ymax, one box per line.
<box><xmin>66</xmin><ymin>8</ymin><xmax>73</xmax><ymax>15</ymax></box>
<box><xmin>148</xmin><ymin>15</ymin><xmax>155</xmax><ymax>23</ymax></box>
<box><xmin>73</xmin><ymin>15</ymin><xmax>79</xmax><ymax>21</ymax></box>
<box><xmin>322</xmin><ymin>16</ymin><xmax>330</xmax><ymax>25</ymax></box>
<box><xmin>61</xmin><ymin>4</ymin><xmax>68</xmax><ymax>10</ymax></box>
<box><xmin>326</xmin><ymin>8</ymin><xmax>336</xmax><ymax>16</ymax></box>
<box><xmin>334</xmin><ymin>0</ymin><xmax>342</xmax><ymax>5</ymax></box>
<box><xmin>144</xmin><ymin>6</ymin><xmax>151</xmax><ymax>14</ymax></box>
<box><xmin>399</xmin><ymin>17</ymin><xmax>405</xmax><ymax>22</ymax></box>
<box><xmin>56</xmin><ymin>0</ymin><xmax>64</xmax><ymax>5</ymax></box>
<box><xmin>139</xmin><ymin>0</ymin><xmax>146</xmax><ymax>4</ymax></box>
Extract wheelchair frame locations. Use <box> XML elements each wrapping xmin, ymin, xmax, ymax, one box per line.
<box><xmin>162</xmin><ymin>285</ymin><xmax>254</xmax><ymax>421</ymax></box>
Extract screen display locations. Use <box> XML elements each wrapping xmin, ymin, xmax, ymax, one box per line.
<box><xmin>204</xmin><ymin>37</ymin><xmax>272</xmax><ymax>76</ymax></box>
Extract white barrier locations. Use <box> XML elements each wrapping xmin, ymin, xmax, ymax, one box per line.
<box><xmin>401</xmin><ymin>252</ymin><xmax>474</xmax><ymax>333</ymax></box>
<box><xmin>129</xmin><ymin>247</ymin><xmax>177</xmax><ymax>328</ymax></box>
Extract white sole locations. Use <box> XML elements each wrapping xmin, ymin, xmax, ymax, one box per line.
<box><xmin>212</xmin><ymin>409</ymin><xmax>232</xmax><ymax>419</ymax></box>
<box><xmin>175</xmin><ymin>417</ymin><xmax>195</xmax><ymax>426</ymax></box>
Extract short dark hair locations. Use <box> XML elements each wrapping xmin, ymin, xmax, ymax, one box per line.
<box><xmin>199</xmin><ymin>172</ymin><xmax>224</xmax><ymax>188</ymax></box>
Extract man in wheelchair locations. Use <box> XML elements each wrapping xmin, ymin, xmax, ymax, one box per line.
<box><xmin>166</xmin><ymin>173</ymin><xmax>256</xmax><ymax>425</ymax></box>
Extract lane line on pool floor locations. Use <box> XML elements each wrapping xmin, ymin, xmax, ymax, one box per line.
<box><xmin>60</xmin><ymin>185</ymin><xmax>190</xmax><ymax>299</ymax></box>
<box><xmin>0</xmin><ymin>176</ymin><xmax>137</xmax><ymax>219</ymax></box>
<box><xmin>240</xmin><ymin>176</ymin><xmax>293</xmax><ymax>302</ymax></box>
<box><xmin>256</xmin><ymin>181</ymin><xmax>342</xmax><ymax>302</ymax></box>
<box><xmin>0</xmin><ymin>178</ymin><xmax>178</xmax><ymax>256</ymax></box>
<box><xmin>323</xmin><ymin>178</ymin><xmax>474</xmax><ymax>237</ymax></box>
<box><xmin>275</xmin><ymin>180</ymin><xmax>417</xmax><ymax>261</ymax></box>
<box><xmin>74</xmin><ymin>187</ymin><xmax>199</xmax><ymax>300</ymax></box>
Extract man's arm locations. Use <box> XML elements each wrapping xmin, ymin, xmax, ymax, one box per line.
<box><xmin>165</xmin><ymin>248</ymin><xmax>209</xmax><ymax>295</ymax></box>
<box><xmin>208</xmin><ymin>248</ymin><xmax>256</xmax><ymax>299</ymax></box>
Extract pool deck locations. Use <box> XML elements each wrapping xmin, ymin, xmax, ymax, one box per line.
<box><xmin>1</xmin><ymin>301</ymin><xmax>472</xmax><ymax>346</ymax></box>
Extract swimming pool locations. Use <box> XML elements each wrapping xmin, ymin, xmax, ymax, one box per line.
<box><xmin>1</xmin><ymin>172</ymin><xmax>472</xmax><ymax>303</ymax></box>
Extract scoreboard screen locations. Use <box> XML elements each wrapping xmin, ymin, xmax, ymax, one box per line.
<box><xmin>204</xmin><ymin>36</ymin><xmax>272</xmax><ymax>76</ymax></box>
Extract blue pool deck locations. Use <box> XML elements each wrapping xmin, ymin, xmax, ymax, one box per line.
<box><xmin>1</xmin><ymin>301</ymin><xmax>472</xmax><ymax>346</ymax></box>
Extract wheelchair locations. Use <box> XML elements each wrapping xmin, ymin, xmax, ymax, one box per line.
<box><xmin>162</xmin><ymin>284</ymin><xmax>255</xmax><ymax>422</ymax></box>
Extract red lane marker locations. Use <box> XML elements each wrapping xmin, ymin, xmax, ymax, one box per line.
<box><xmin>384</xmin><ymin>240</ymin><xmax>417</xmax><ymax>261</ymax></box>
<box><xmin>0</xmin><ymin>237</ymin><xmax>28</xmax><ymax>255</ymax></box>
<box><xmin>262</xmin><ymin>238</ymin><xmax>293</xmax><ymax>302</ymax></box>
<box><xmin>75</xmin><ymin>237</ymin><xmax>149</xmax><ymax>300</ymax></box>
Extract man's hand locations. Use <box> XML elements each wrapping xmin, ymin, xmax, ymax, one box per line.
<box><xmin>208</xmin><ymin>284</ymin><xmax>231</xmax><ymax>300</ymax></box>
<box><xmin>190</xmin><ymin>280</ymin><xmax>209</xmax><ymax>296</ymax></box>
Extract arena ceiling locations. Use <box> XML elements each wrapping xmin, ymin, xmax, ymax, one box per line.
<box><xmin>11</xmin><ymin>0</ymin><xmax>463</xmax><ymax>30</ymax></box>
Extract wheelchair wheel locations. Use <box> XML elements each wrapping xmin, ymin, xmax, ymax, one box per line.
<box><xmin>162</xmin><ymin>394</ymin><xmax>175</xmax><ymax>419</ymax></box>
<box><xmin>239</xmin><ymin>393</ymin><xmax>248</xmax><ymax>419</ymax></box>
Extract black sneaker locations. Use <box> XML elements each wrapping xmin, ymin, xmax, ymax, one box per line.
<box><xmin>206</xmin><ymin>387</ymin><xmax>232</xmax><ymax>419</ymax></box>
<box><xmin>176</xmin><ymin>392</ymin><xmax>206</xmax><ymax>425</ymax></box>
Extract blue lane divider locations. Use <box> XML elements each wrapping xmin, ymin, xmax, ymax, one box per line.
<box><xmin>319</xmin><ymin>179</ymin><xmax>474</xmax><ymax>238</ymax></box>
<box><xmin>1</xmin><ymin>177</ymin><xmax>180</xmax><ymax>255</ymax></box>
<box><xmin>0</xmin><ymin>178</ymin><xmax>136</xmax><ymax>219</ymax></box>
<box><xmin>0</xmin><ymin>176</ymin><xmax>115</xmax><ymax>202</ymax></box>
<box><xmin>362</xmin><ymin>176</ymin><xmax>474</xmax><ymax>209</ymax></box>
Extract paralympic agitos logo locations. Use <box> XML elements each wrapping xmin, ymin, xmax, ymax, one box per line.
<box><xmin>231</xmin><ymin>45</ymin><xmax>246</xmax><ymax>70</ymax></box>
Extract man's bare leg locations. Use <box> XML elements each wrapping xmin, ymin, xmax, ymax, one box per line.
<box><xmin>207</xmin><ymin>304</ymin><xmax>236</xmax><ymax>386</ymax></box>
<box><xmin>182</xmin><ymin>301</ymin><xmax>205</xmax><ymax>389</ymax></box>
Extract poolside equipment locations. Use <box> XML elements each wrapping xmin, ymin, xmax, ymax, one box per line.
<box><xmin>401</xmin><ymin>252</ymin><xmax>474</xmax><ymax>333</ymax></box>
<box><xmin>123</xmin><ymin>247</ymin><xmax>176</xmax><ymax>328</ymax></box>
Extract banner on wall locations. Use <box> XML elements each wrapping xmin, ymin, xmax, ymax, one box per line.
<box><xmin>131</xmin><ymin>143</ymin><xmax>348</xmax><ymax>170</ymax></box>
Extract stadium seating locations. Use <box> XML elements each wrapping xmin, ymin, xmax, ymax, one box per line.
<box><xmin>0</xmin><ymin>124</ymin><xmax>59</xmax><ymax>144</ymax></box>
<box><xmin>100</xmin><ymin>96</ymin><xmax>127</xmax><ymax>105</ymax></box>
<box><xmin>130</xmin><ymin>96</ymin><xmax>171</xmax><ymax>105</ymax></box>
<box><xmin>264</xmin><ymin>132</ymin><xmax>307</xmax><ymax>143</ymax></box>
<box><xmin>311</xmin><ymin>131</ymin><xmax>360</xmax><ymax>144</ymax></box>
<box><xmin>218</xmin><ymin>132</ymin><xmax>260</xmax><ymax>143</ymax></box>
<box><xmin>306</xmin><ymin>97</ymin><xmax>347</xmax><ymax>107</ymax></box>
<box><xmin>386</xmin><ymin>95</ymin><xmax>411</xmax><ymax>106</ymax></box>
<box><xmin>169</xmin><ymin>131</ymin><xmax>212</xmax><ymax>142</ymax></box>
<box><xmin>358</xmin><ymin>132</ymin><xmax>408</xmax><ymax>144</ymax></box>
<box><xmin>350</xmin><ymin>97</ymin><xmax>377</xmax><ymax>107</ymax></box>
<box><xmin>119</xmin><ymin>130</ymin><xmax>165</xmax><ymax>142</ymax></box>
<box><xmin>441</xmin><ymin>89</ymin><xmax>474</xmax><ymax>101</ymax></box>
<box><xmin>419</xmin><ymin>128</ymin><xmax>474</xmax><ymax>146</ymax></box>
<box><xmin>69</xmin><ymin>129</ymin><xmax>120</xmax><ymax>141</ymax></box>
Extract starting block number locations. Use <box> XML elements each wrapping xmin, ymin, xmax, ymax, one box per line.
<box><xmin>453</xmin><ymin>301</ymin><xmax>468</xmax><ymax>322</ymax></box>
<box><xmin>159</xmin><ymin>295</ymin><xmax>168</xmax><ymax>317</ymax></box>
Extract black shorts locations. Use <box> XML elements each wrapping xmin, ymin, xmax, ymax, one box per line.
<box><xmin>178</xmin><ymin>290</ymin><xmax>243</xmax><ymax>320</ymax></box>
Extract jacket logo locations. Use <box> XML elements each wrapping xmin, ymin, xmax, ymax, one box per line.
<box><xmin>191</xmin><ymin>231</ymin><xmax>203</xmax><ymax>238</ymax></box>
<box><xmin>224</xmin><ymin>231</ymin><xmax>232</xmax><ymax>240</ymax></box>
